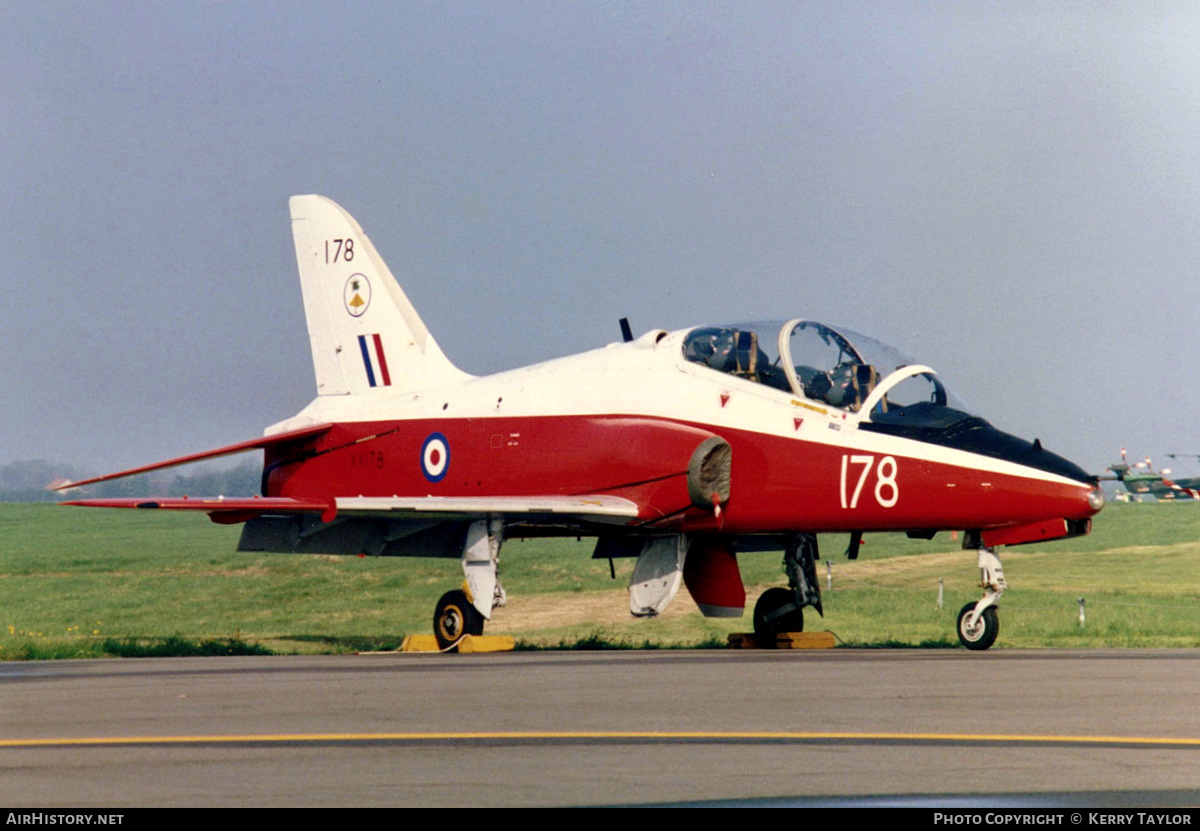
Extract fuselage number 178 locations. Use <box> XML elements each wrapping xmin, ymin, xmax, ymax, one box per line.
<box><xmin>839</xmin><ymin>454</ymin><xmax>899</xmax><ymax>509</ymax></box>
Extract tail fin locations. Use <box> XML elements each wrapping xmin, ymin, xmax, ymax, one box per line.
<box><xmin>289</xmin><ymin>195</ymin><xmax>471</xmax><ymax>395</ymax></box>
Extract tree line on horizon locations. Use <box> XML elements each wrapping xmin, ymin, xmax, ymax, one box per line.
<box><xmin>0</xmin><ymin>459</ymin><xmax>261</xmax><ymax>502</ymax></box>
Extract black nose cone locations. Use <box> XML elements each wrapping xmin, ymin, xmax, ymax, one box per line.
<box><xmin>862</xmin><ymin>404</ymin><xmax>1090</xmax><ymax>484</ymax></box>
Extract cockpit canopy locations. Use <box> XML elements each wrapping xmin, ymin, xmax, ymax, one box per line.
<box><xmin>680</xmin><ymin>320</ymin><xmax>1093</xmax><ymax>484</ymax></box>
<box><xmin>682</xmin><ymin>319</ymin><xmax>967</xmax><ymax>418</ymax></box>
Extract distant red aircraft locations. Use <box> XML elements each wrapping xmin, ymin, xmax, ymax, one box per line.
<box><xmin>61</xmin><ymin>195</ymin><xmax>1105</xmax><ymax>650</ymax></box>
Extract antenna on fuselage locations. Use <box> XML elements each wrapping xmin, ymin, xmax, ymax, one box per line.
<box><xmin>619</xmin><ymin>317</ymin><xmax>633</xmax><ymax>342</ymax></box>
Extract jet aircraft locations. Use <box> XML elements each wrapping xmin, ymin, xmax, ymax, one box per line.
<box><xmin>1106</xmin><ymin>449</ymin><xmax>1200</xmax><ymax>501</ymax></box>
<box><xmin>60</xmin><ymin>195</ymin><xmax>1105</xmax><ymax>650</ymax></box>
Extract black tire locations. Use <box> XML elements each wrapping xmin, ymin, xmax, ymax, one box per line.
<box><xmin>957</xmin><ymin>602</ymin><xmax>999</xmax><ymax>651</ymax></box>
<box><xmin>433</xmin><ymin>589</ymin><xmax>484</xmax><ymax>650</ymax></box>
<box><xmin>753</xmin><ymin>587</ymin><xmax>804</xmax><ymax>647</ymax></box>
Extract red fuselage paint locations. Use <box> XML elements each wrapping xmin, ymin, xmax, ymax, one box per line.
<box><xmin>264</xmin><ymin>414</ymin><xmax>1097</xmax><ymax>537</ymax></box>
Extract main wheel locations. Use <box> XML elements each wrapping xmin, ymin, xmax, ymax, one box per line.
<box><xmin>753</xmin><ymin>587</ymin><xmax>804</xmax><ymax>647</ymax></box>
<box><xmin>957</xmin><ymin>602</ymin><xmax>999</xmax><ymax>651</ymax></box>
<box><xmin>433</xmin><ymin>589</ymin><xmax>484</xmax><ymax>650</ymax></box>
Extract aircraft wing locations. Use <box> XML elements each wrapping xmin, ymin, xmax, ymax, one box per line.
<box><xmin>57</xmin><ymin>419</ymin><xmax>641</xmax><ymax>527</ymax></box>
<box><xmin>335</xmin><ymin>495</ymin><xmax>639</xmax><ymax>522</ymax></box>
<box><xmin>63</xmin><ymin>493</ymin><xmax>639</xmax><ymax>525</ymax></box>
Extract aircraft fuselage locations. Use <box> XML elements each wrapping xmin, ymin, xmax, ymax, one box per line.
<box><xmin>265</xmin><ymin>328</ymin><xmax>1097</xmax><ymax>543</ymax></box>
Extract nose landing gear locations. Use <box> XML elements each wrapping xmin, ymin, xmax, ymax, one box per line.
<box><xmin>957</xmin><ymin>545</ymin><xmax>1005</xmax><ymax>651</ymax></box>
<box><xmin>957</xmin><ymin>602</ymin><xmax>999</xmax><ymax>650</ymax></box>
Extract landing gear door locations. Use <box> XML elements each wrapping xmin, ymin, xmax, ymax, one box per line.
<box><xmin>629</xmin><ymin>536</ymin><xmax>688</xmax><ymax>617</ymax></box>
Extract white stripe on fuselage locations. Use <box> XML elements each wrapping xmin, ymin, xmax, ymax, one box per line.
<box><xmin>269</xmin><ymin>329</ymin><xmax>1080</xmax><ymax>489</ymax></box>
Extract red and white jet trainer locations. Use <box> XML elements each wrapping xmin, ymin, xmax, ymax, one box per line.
<box><xmin>61</xmin><ymin>195</ymin><xmax>1105</xmax><ymax>650</ymax></box>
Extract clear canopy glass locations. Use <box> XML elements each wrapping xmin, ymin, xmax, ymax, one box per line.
<box><xmin>682</xmin><ymin>320</ymin><xmax>969</xmax><ymax>418</ymax></box>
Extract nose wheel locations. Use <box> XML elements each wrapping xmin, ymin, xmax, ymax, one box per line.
<box><xmin>433</xmin><ymin>589</ymin><xmax>484</xmax><ymax>650</ymax></box>
<box><xmin>955</xmin><ymin>544</ymin><xmax>1006</xmax><ymax>650</ymax></box>
<box><xmin>956</xmin><ymin>602</ymin><xmax>999</xmax><ymax>650</ymax></box>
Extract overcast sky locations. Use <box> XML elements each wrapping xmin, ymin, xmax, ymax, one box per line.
<box><xmin>4</xmin><ymin>1</ymin><xmax>1200</xmax><ymax>480</ymax></box>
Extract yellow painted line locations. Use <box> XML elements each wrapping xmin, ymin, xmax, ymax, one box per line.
<box><xmin>790</xmin><ymin>400</ymin><xmax>828</xmax><ymax>415</ymax></box>
<box><xmin>4</xmin><ymin>731</ymin><xmax>1200</xmax><ymax>748</ymax></box>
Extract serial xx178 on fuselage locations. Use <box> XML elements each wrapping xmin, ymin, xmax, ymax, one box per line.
<box><xmin>61</xmin><ymin>195</ymin><xmax>1104</xmax><ymax>650</ymax></box>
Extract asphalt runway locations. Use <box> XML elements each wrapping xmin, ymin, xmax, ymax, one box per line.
<box><xmin>5</xmin><ymin>649</ymin><xmax>1200</xmax><ymax>807</ymax></box>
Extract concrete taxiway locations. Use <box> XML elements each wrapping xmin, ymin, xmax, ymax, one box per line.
<box><xmin>4</xmin><ymin>649</ymin><xmax>1200</xmax><ymax>806</ymax></box>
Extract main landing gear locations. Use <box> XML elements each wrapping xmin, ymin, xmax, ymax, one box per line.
<box><xmin>432</xmin><ymin>517</ymin><xmax>506</xmax><ymax>651</ymax></box>
<box><xmin>957</xmin><ymin>545</ymin><xmax>1005</xmax><ymax>651</ymax></box>
<box><xmin>753</xmin><ymin>534</ymin><xmax>1008</xmax><ymax>651</ymax></box>
<box><xmin>434</xmin><ymin>589</ymin><xmax>483</xmax><ymax>649</ymax></box>
<box><xmin>753</xmin><ymin>533</ymin><xmax>822</xmax><ymax>646</ymax></box>
<box><xmin>753</xmin><ymin>588</ymin><xmax>805</xmax><ymax>643</ymax></box>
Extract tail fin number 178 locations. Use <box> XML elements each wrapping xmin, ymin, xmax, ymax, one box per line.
<box><xmin>325</xmin><ymin>238</ymin><xmax>355</xmax><ymax>263</ymax></box>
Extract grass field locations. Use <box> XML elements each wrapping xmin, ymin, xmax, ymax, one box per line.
<box><xmin>3</xmin><ymin>501</ymin><xmax>1200</xmax><ymax>657</ymax></box>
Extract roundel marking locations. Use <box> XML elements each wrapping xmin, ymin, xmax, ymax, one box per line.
<box><xmin>344</xmin><ymin>273</ymin><xmax>371</xmax><ymax>317</ymax></box>
<box><xmin>421</xmin><ymin>433</ymin><xmax>450</xmax><ymax>482</ymax></box>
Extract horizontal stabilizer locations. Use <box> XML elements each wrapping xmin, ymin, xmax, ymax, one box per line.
<box><xmin>60</xmin><ymin>496</ymin><xmax>332</xmax><ymax>512</ymax></box>
<box><xmin>55</xmin><ymin>424</ymin><xmax>332</xmax><ymax>491</ymax></box>
<box><xmin>60</xmin><ymin>495</ymin><xmax>336</xmax><ymax>525</ymax></box>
